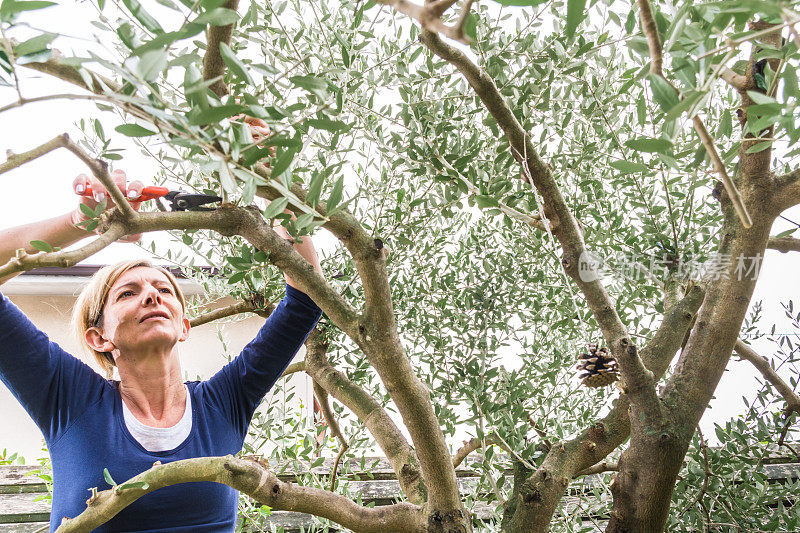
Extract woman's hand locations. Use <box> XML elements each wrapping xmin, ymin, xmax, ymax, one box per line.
<box><xmin>72</xmin><ymin>169</ymin><xmax>145</xmax><ymax>242</ymax></box>
<box><xmin>273</xmin><ymin>213</ymin><xmax>323</xmax><ymax>290</ymax></box>
<box><xmin>232</xmin><ymin>115</ymin><xmax>276</xmax><ymax>165</ymax></box>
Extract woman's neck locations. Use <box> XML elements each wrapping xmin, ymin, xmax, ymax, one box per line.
<box><xmin>117</xmin><ymin>352</ymin><xmax>186</xmax><ymax>428</ymax></box>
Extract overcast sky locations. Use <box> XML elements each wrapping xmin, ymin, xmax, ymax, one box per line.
<box><xmin>1</xmin><ymin>1</ymin><xmax>799</xmax><ymax>444</ymax></box>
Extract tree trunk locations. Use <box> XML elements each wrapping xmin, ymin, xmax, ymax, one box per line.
<box><xmin>605</xmin><ymin>189</ymin><xmax>777</xmax><ymax>531</ymax></box>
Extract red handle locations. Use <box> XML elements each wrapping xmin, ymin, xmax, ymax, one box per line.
<box><xmin>78</xmin><ymin>185</ymin><xmax>170</xmax><ymax>202</ymax></box>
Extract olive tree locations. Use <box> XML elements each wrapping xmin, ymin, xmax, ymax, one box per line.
<box><xmin>1</xmin><ymin>0</ymin><xmax>799</xmax><ymax>531</ymax></box>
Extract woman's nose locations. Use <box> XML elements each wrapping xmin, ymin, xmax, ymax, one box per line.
<box><xmin>142</xmin><ymin>286</ymin><xmax>162</xmax><ymax>305</ymax></box>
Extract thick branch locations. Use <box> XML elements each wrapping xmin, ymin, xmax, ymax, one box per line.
<box><xmin>768</xmin><ymin>236</ymin><xmax>800</xmax><ymax>253</ymax></box>
<box><xmin>0</xmin><ymin>208</ymin><xmax>359</xmax><ymax>339</ymax></box>
<box><xmin>255</xmin><ymin>172</ymin><xmax>462</xmax><ymax>514</ymax></box>
<box><xmin>189</xmin><ymin>298</ymin><xmax>274</xmax><ymax>327</ymax></box>
<box><xmin>281</xmin><ymin>360</ymin><xmax>306</xmax><ymax>377</ymax></box>
<box><xmin>775</xmin><ymin>168</ymin><xmax>800</xmax><ymax>211</ymax></box>
<box><xmin>574</xmin><ymin>460</ymin><xmax>618</xmax><ymax>478</ymax></box>
<box><xmin>636</xmin><ymin>0</ymin><xmax>662</xmax><ymax>75</ymax></box>
<box><xmin>503</xmin><ymin>282</ymin><xmax>705</xmax><ymax>531</ymax></box>
<box><xmin>420</xmin><ymin>30</ymin><xmax>660</xmax><ymax>422</ymax></box>
<box><xmin>735</xmin><ymin>340</ymin><xmax>800</xmax><ymax>413</ymax></box>
<box><xmin>303</xmin><ymin>330</ymin><xmax>428</xmax><ymax>506</ymax></box>
<box><xmin>56</xmin><ymin>456</ymin><xmax>424</xmax><ymax>533</ymax></box>
<box><xmin>451</xmin><ymin>437</ymin><xmax>509</xmax><ymax>469</ymax></box>
<box><xmin>202</xmin><ymin>0</ymin><xmax>239</xmax><ymax>97</ymax></box>
<box><xmin>720</xmin><ymin>67</ymin><xmax>747</xmax><ymax>90</ymax></box>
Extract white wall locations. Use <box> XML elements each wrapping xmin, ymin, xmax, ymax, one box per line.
<box><xmin>0</xmin><ymin>280</ymin><xmax>313</xmax><ymax>460</ymax></box>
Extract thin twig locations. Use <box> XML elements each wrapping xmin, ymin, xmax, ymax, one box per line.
<box><xmin>0</xmin><ymin>134</ymin><xmax>71</xmax><ymax>175</ymax></box>
<box><xmin>735</xmin><ymin>340</ymin><xmax>800</xmax><ymax>413</ymax></box>
<box><xmin>697</xmin><ymin>17</ymin><xmax>799</xmax><ymax>59</ymax></box>
<box><xmin>573</xmin><ymin>460</ymin><xmax>618</xmax><ymax>478</ymax></box>
<box><xmin>637</xmin><ymin>0</ymin><xmax>752</xmax><ymax>228</ymax></box>
<box><xmin>313</xmin><ymin>381</ymin><xmax>349</xmax><ymax>492</ymax></box>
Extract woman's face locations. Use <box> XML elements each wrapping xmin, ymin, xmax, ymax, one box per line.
<box><xmin>87</xmin><ymin>267</ymin><xmax>189</xmax><ymax>355</ymax></box>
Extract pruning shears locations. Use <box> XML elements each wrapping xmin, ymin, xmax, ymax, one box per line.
<box><xmin>79</xmin><ymin>186</ymin><xmax>222</xmax><ymax>212</ymax></box>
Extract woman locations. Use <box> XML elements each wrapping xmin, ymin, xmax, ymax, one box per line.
<box><xmin>0</xmin><ymin>173</ymin><xmax>322</xmax><ymax>531</ymax></box>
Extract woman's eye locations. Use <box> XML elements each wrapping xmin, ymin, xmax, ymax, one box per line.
<box><xmin>159</xmin><ymin>287</ymin><xmax>173</xmax><ymax>294</ymax></box>
<box><xmin>118</xmin><ymin>290</ymin><xmax>134</xmax><ymax>299</ymax></box>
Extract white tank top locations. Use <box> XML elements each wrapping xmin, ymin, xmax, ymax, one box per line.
<box><xmin>122</xmin><ymin>385</ymin><xmax>192</xmax><ymax>452</ymax></box>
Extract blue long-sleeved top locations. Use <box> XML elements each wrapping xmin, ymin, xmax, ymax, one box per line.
<box><xmin>0</xmin><ymin>285</ymin><xmax>321</xmax><ymax>532</ymax></box>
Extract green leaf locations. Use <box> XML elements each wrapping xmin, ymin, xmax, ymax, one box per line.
<box><xmin>745</xmin><ymin>140</ymin><xmax>772</xmax><ymax>154</ymax></box>
<box><xmin>610</xmin><ymin>160</ymin><xmax>648</xmax><ymax>174</ymax></box>
<box><xmin>263</xmin><ymin>197</ymin><xmax>289</xmax><ymax>218</ymax></box>
<box><xmin>29</xmin><ymin>240</ymin><xmax>52</xmax><ymax>252</ymax></box>
<box><xmin>218</xmin><ymin>161</ymin><xmax>237</xmax><ymax>194</ymax></box>
<box><xmin>0</xmin><ymin>0</ymin><xmax>55</xmax><ymax>21</ymax></box>
<box><xmin>326</xmin><ymin>176</ymin><xmax>344</xmax><ymax>212</ymax></box>
<box><xmin>227</xmin><ymin>271</ymin><xmax>245</xmax><ymax>284</ymax></box>
<box><xmin>122</xmin><ymin>0</ymin><xmax>164</xmax><ymax>34</ymax></box>
<box><xmin>464</xmin><ymin>13</ymin><xmax>478</xmax><ymax>42</ymax></box>
<box><xmin>306</xmin><ymin>171</ymin><xmax>325</xmax><ymax>207</ymax></box>
<box><xmin>187</xmin><ymin>104</ymin><xmax>245</xmax><ymax>125</ymax></box>
<box><xmin>783</xmin><ymin>67</ymin><xmax>799</xmax><ymax>101</ymax></box>
<box><xmin>474</xmin><ymin>195</ymin><xmax>499</xmax><ymax>208</ymax></box>
<box><xmin>290</xmin><ymin>75</ymin><xmax>328</xmax><ymax>100</ymax></box>
<box><xmin>646</xmin><ymin>73</ymin><xmax>679</xmax><ymax>114</ymax></box>
<box><xmin>219</xmin><ymin>42</ymin><xmax>253</xmax><ymax>85</ymax></box>
<box><xmin>193</xmin><ymin>7</ymin><xmax>238</xmax><ymax>25</ymax></box>
<box><xmin>306</xmin><ymin>118</ymin><xmax>350</xmax><ymax>132</ymax></box>
<box><xmin>133</xmin><ymin>24</ymin><xmax>204</xmax><ymax>56</ymax></box>
<box><xmin>115</xmin><ymin>124</ymin><xmax>157</xmax><ymax>137</ymax></box>
<box><xmin>103</xmin><ymin>468</ymin><xmax>117</xmax><ymax>487</ymax></box>
<box><xmin>270</xmin><ymin>149</ymin><xmax>296</xmax><ymax>180</ymax></box>
<box><xmin>746</xmin><ymin>91</ymin><xmax>776</xmax><ymax>105</ymax></box>
<box><xmin>136</xmin><ymin>49</ymin><xmax>167</xmax><ymax>81</ymax></box>
<box><xmin>118</xmin><ymin>481</ymin><xmax>149</xmax><ymax>491</ymax></box>
<box><xmin>13</xmin><ymin>33</ymin><xmax>56</xmax><ymax>56</ymax></box>
<box><xmin>565</xmin><ymin>0</ymin><xmax>586</xmax><ymax>41</ymax></box>
<box><xmin>664</xmin><ymin>91</ymin><xmax>703</xmax><ymax>122</ymax></box>
<box><xmin>625</xmin><ymin>137</ymin><xmax>673</xmax><ymax>153</ymax></box>
<box><xmin>294</xmin><ymin>212</ymin><xmax>315</xmax><ymax>230</ymax></box>
<box><xmin>79</xmin><ymin>203</ymin><xmax>96</xmax><ymax>219</ymax></box>
<box><xmin>719</xmin><ymin>109</ymin><xmax>733</xmax><ymax>138</ymax></box>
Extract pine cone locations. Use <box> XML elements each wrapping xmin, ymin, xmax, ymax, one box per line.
<box><xmin>577</xmin><ymin>344</ymin><xmax>619</xmax><ymax>388</ymax></box>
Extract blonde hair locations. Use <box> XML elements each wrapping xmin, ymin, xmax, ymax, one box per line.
<box><xmin>71</xmin><ymin>260</ymin><xmax>186</xmax><ymax>377</ymax></box>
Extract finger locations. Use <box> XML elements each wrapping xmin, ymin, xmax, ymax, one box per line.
<box><xmin>89</xmin><ymin>177</ymin><xmax>108</xmax><ymax>204</ymax></box>
<box><xmin>126</xmin><ymin>180</ymin><xmax>143</xmax><ymax>202</ymax></box>
<box><xmin>244</xmin><ymin>116</ymin><xmax>268</xmax><ymax>128</ymax></box>
<box><xmin>250</xmin><ymin>125</ymin><xmax>270</xmax><ymax>138</ymax></box>
<box><xmin>111</xmin><ymin>169</ymin><xmax>127</xmax><ymax>196</ymax></box>
<box><xmin>73</xmin><ymin>174</ymin><xmax>91</xmax><ymax>196</ymax></box>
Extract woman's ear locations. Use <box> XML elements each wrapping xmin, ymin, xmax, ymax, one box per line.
<box><xmin>85</xmin><ymin>327</ymin><xmax>115</xmax><ymax>353</ymax></box>
<box><xmin>179</xmin><ymin>317</ymin><xmax>191</xmax><ymax>342</ymax></box>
